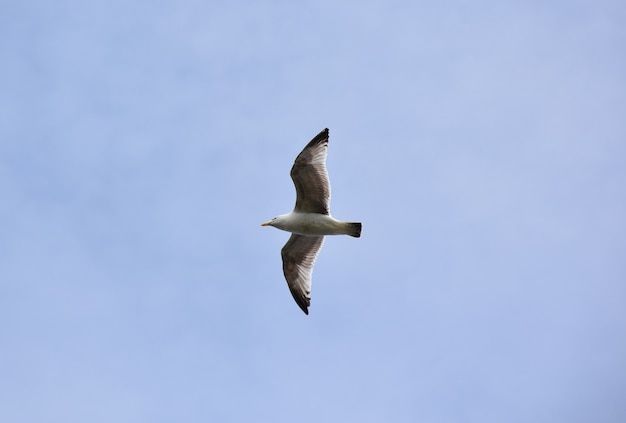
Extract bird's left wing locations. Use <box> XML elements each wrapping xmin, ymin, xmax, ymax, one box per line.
<box><xmin>290</xmin><ymin>128</ymin><xmax>331</xmax><ymax>214</ymax></box>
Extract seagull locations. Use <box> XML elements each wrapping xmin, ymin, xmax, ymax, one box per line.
<box><xmin>261</xmin><ymin>128</ymin><xmax>362</xmax><ymax>315</ymax></box>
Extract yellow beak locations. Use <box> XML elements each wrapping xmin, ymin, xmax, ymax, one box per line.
<box><xmin>261</xmin><ymin>221</ymin><xmax>271</xmax><ymax>226</ymax></box>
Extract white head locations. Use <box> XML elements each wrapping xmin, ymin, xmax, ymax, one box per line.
<box><xmin>261</xmin><ymin>214</ymin><xmax>289</xmax><ymax>229</ymax></box>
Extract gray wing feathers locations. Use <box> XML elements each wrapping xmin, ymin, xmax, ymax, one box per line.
<box><xmin>290</xmin><ymin>128</ymin><xmax>331</xmax><ymax>214</ymax></box>
<box><xmin>281</xmin><ymin>234</ymin><xmax>325</xmax><ymax>315</ymax></box>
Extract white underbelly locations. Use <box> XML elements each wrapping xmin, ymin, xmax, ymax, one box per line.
<box><xmin>286</xmin><ymin>213</ymin><xmax>342</xmax><ymax>236</ymax></box>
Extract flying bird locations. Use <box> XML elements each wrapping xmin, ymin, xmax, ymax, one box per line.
<box><xmin>261</xmin><ymin>128</ymin><xmax>362</xmax><ymax>315</ymax></box>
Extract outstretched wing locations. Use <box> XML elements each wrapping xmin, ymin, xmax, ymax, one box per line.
<box><xmin>290</xmin><ymin>128</ymin><xmax>331</xmax><ymax>214</ymax></box>
<box><xmin>281</xmin><ymin>234</ymin><xmax>325</xmax><ymax>315</ymax></box>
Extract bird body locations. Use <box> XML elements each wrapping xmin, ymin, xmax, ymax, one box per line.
<box><xmin>261</xmin><ymin>128</ymin><xmax>361</xmax><ymax>314</ymax></box>
<box><xmin>262</xmin><ymin>212</ymin><xmax>361</xmax><ymax>237</ymax></box>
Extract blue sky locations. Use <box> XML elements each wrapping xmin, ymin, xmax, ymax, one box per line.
<box><xmin>1</xmin><ymin>0</ymin><xmax>625</xmax><ymax>421</ymax></box>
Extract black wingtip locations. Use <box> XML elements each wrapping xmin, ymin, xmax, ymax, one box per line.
<box><xmin>290</xmin><ymin>292</ymin><xmax>311</xmax><ymax>315</ymax></box>
<box><xmin>303</xmin><ymin>128</ymin><xmax>329</xmax><ymax>149</ymax></box>
<box><xmin>296</xmin><ymin>302</ymin><xmax>309</xmax><ymax>315</ymax></box>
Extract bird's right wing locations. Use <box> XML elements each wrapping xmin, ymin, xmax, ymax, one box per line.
<box><xmin>281</xmin><ymin>234</ymin><xmax>325</xmax><ymax>315</ymax></box>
